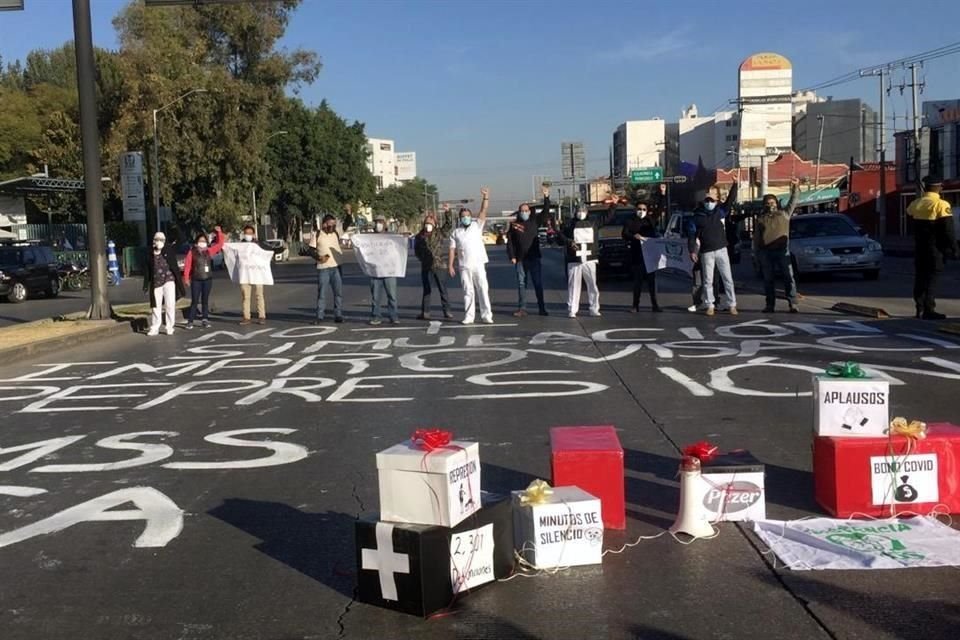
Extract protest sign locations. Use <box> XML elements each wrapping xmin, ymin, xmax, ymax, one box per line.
<box><xmin>642</xmin><ymin>238</ymin><xmax>694</xmax><ymax>275</ymax></box>
<box><xmin>222</xmin><ymin>243</ymin><xmax>275</xmax><ymax>286</ymax></box>
<box><xmin>352</xmin><ymin>234</ymin><xmax>409</xmax><ymax>278</ymax></box>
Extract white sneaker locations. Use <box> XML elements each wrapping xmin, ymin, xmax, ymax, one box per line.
<box><xmin>481</xmin><ymin>317</ymin><xmax>494</xmax><ymax>324</ymax></box>
<box><xmin>567</xmin><ymin>313</ymin><xmax>577</xmax><ymax>319</ymax></box>
<box><xmin>589</xmin><ymin>311</ymin><xmax>602</xmax><ymax>317</ymax></box>
<box><xmin>146</xmin><ymin>329</ymin><xmax>159</xmax><ymax>337</ymax></box>
<box><xmin>687</xmin><ymin>305</ymin><xmax>699</xmax><ymax>313</ymax></box>
<box><xmin>165</xmin><ymin>328</ymin><xmax>175</xmax><ymax>336</ymax></box>
<box><xmin>461</xmin><ymin>319</ymin><xmax>475</xmax><ymax>325</ymax></box>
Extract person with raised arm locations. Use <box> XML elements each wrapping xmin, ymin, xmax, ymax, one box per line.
<box><xmin>448</xmin><ymin>187</ymin><xmax>493</xmax><ymax>325</ymax></box>
<box><xmin>507</xmin><ymin>183</ymin><xmax>552</xmax><ymax>317</ymax></box>
<box><xmin>753</xmin><ymin>177</ymin><xmax>800</xmax><ymax>313</ymax></box>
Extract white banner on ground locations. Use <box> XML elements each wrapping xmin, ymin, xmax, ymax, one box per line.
<box><xmin>352</xmin><ymin>234</ymin><xmax>408</xmax><ymax>278</ymax></box>
<box><xmin>222</xmin><ymin>243</ymin><xmax>275</xmax><ymax>286</ymax></box>
<box><xmin>642</xmin><ymin>238</ymin><xmax>694</xmax><ymax>275</ymax></box>
<box><xmin>754</xmin><ymin>517</ymin><xmax>960</xmax><ymax>570</ymax></box>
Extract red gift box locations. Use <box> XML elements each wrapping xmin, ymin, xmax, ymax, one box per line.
<box><xmin>550</xmin><ymin>426</ymin><xmax>625</xmax><ymax>530</ymax></box>
<box><xmin>814</xmin><ymin>422</ymin><xmax>960</xmax><ymax>518</ymax></box>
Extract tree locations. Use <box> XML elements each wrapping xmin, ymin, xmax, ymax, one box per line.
<box><xmin>372</xmin><ymin>178</ymin><xmax>438</xmax><ymax>226</ymax></box>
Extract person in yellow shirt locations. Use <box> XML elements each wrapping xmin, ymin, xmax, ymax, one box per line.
<box><xmin>309</xmin><ymin>214</ymin><xmax>345</xmax><ymax>323</ymax></box>
<box><xmin>907</xmin><ymin>176</ymin><xmax>956</xmax><ymax>320</ymax></box>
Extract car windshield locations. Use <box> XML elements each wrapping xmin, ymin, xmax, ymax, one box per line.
<box><xmin>791</xmin><ymin>217</ymin><xmax>857</xmax><ymax>239</ymax></box>
<box><xmin>588</xmin><ymin>209</ymin><xmax>635</xmax><ymax>226</ymax></box>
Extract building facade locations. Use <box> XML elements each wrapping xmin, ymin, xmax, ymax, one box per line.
<box><xmin>613</xmin><ymin>119</ymin><xmax>666</xmax><ymax>179</ymax></box>
<box><xmin>794</xmin><ymin>99</ymin><xmax>877</xmax><ymax>165</ymax></box>
<box><xmin>366</xmin><ymin>138</ymin><xmax>397</xmax><ymax>192</ymax></box>
<box><xmin>678</xmin><ymin>106</ymin><xmax>739</xmax><ymax>170</ymax></box>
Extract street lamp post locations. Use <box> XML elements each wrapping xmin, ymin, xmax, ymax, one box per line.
<box><xmin>152</xmin><ymin>88</ymin><xmax>207</xmax><ymax>233</ymax></box>
<box><xmin>253</xmin><ymin>130</ymin><xmax>288</xmax><ymax>231</ymax></box>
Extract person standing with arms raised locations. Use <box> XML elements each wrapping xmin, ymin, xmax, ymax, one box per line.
<box><xmin>182</xmin><ymin>225</ymin><xmax>224</xmax><ymax>329</ymax></box>
<box><xmin>507</xmin><ymin>184</ymin><xmax>552</xmax><ymax>317</ymax></box>
<box><xmin>449</xmin><ymin>187</ymin><xmax>493</xmax><ymax>325</ymax></box>
<box><xmin>689</xmin><ymin>183</ymin><xmax>739</xmax><ymax>316</ymax></box>
<box><xmin>753</xmin><ymin>178</ymin><xmax>800</xmax><ymax>313</ymax></box>
<box><xmin>908</xmin><ymin>175</ymin><xmax>956</xmax><ymax>319</ymax></box>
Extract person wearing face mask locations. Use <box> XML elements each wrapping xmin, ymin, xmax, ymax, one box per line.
<box><xmin>622</xmin><ymin>200</ymin><xmax>661</xmax><ymax>312</ymax></box>
<box><xmin>309</xmin><ymin>214</ymin><xmax>344</xmax><ymax>324</ymax></box>
<box><xmin>222</xmin><ymin>224</ymin><xmax>272</xmax><ymax>325</ymax></box>
<box><xmin>413</xmin><ymin>205</ymin><xmax>455</xmax><ymax>320</ymax></box>
<box><xmin>367</xmin><ymin>216</ymin><xmax>400</xmax><ymax>325</ymax></box>
<box><xmin>753</xmin><ymin>178</ymin><xmax>800</xmax><ymax>313</ymax></box>
<box><xmin>561</xmin><ymin>198</ymin><xmax>617</xmax><ymax>318</ymax></box>
<box><xmin>688</xmin><ymin>183</ymin><xmax>739</xmax><ymax>316</ymax></box>
<box><xmin>448</xmin><ymin>187</ymin><xmax>493</xmax><ymax>325</ymax></box>
<box><xmin>507</xmin><ymin>183</ymin><xmax>553</xmax><ymax>317</ymax></box>
<box><xmin>142</xmin><ymin>231</ymin><xmax>184</xmax><ymax>336</ymax></box>
<box><xmin>182</xmin><ymin>225</ymin><xmax>225</xmax><ymax>329</ymax></box>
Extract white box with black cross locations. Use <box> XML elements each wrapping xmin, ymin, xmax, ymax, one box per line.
<box><xmin>813</xmin><ymin>373</ymin><xmax>890</xmax><ymax>438</ymax></box>
<box><xmin>377</xmin><ymin>440</ymin><xmax>481</xmax><ymax>528</ymax></box>
<box><xmin>511</xmin><ymin>486</ymin><xmax>603</xmax><ymax>569</ymax></box>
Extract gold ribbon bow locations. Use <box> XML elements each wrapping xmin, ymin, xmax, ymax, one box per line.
<box><xmin>519</xmin><ymin>479</ymin><xmax>554</xmax><ymax>505</ymax></box>
<box><xmin>888</xmin><ymin>417</ymin><xmax>927</xmax><ymax>440</ymax></box>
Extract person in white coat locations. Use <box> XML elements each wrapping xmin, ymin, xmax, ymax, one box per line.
<box><xmin>448</xmin><ymin>187</ymin><xmax>493</xmax><ymax>325</ymax></box>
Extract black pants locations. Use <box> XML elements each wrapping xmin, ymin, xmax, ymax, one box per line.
<box><xmin>188</xmin><ymin>278</ymin><xmax>213</xmax><ymax>322</ymax></box>
<box><xmin>631</xmin><ymin>264</ymin><xmax>658</xmax><ymax>309</ymax></box>
<box><xmin>421</xmin><ymin>269</ymin><xmax>450</xmax><ymax>315</ymax></box>
<box><xmin>914</xmin><ymin>263</ymin><xmax>940</xmax><ymax>314</ymax></box>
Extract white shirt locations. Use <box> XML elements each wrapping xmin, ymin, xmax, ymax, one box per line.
<box><xmin>449</xmin><ymin>220</ymin><xmax>488</xmax><ymax>269</ymax></box>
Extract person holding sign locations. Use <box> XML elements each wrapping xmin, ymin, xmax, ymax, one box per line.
<box><xmin>182</xmin><ymin>226</ymin><xmax>224</xmax><ymax>329</ymax></box>
<box><xmin>414</xmin><ymin>206</ymin><xmax>455</xmax><ymax>320</ymax></box>
<box><xmin>688</xmin><ymin>183</ymin><xmax>738</xmax><ymax>316</ymax></box>
<box><xmin>308</xmin><ymin>214</ymin><xmax>345</xmax><ymax>324</ymax></box>
<box><xmin>561</xmin><ymin>200</ymin><xmax>616</xmax><ymax>318</ymax></box>
<box><xmin>448</xmin><ymin>187</ymin><xmax>493</xmax><ymax>325</ymax></box>
<box><xmin>621</xmin><ymin>202</ymin><xmax>661</xmax><ymax>313</ymax></box>
<box><xmin>221</xmin><ymin>225</ymin><xmax>274</xmax><ymax>325</ymax></box>
<box><xmin>142</xmin><ymin>231</ymin><xmax>184</xmax><ymax>336</ymax></box>
<box><xmin>364</xmin><ymin>216</ymin><xmax>401</xmax><ymax>325</ymax></box>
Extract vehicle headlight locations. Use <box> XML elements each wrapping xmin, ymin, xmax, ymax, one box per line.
<box><xmin>0</xmin><ymin>270</ymin><xmax>6</xmax><ymax>280</ymax></box>
<box><xmin>867</xmin><ymin>241</ymin><xmax>882</xmax><ymax>252</ymax></box>
<box><xmin>803</xmin><ymin>246</ymin><xmax>830</xmax><ymax>256</ymax></box>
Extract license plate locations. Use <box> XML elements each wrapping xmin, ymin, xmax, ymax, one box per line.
<box><xmin>841</xmin><ymin>257</ymin><xmax>858</xmax><ymax>265</ymax></box>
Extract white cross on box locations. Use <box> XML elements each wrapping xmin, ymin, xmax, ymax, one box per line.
<box><xmin>361</xmin><ymin>522</ymin><xmax>410</xmax><ymax>601</ymax></box>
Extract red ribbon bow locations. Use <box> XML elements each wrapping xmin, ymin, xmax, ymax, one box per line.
<box><xmin>682</xmin><ymin>441</ymin><xmax>719</xmax><ymax>463</ymax></box>
<box><xmin>411</xmin><ymin>428</ymin><xmax>453</xmax><ymax>451</ymax></box>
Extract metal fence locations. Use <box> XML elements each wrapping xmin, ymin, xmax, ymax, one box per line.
<box><xmin>11</xmin><ymin>223</ymin><xmax>88</xmax><ymax>250</ymax></box>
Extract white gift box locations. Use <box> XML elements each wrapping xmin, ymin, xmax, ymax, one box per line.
<box><xmin>698</xmin><ymin>451</ymin><xmax>766</xmax><ymax>522</ymax></box>
<box><xmin>813</xmin><ymin>374</ymin><xmax>890</xmax><ymax>438</ymax></box>
<box><xmin>377</xmin><ymin>440</ymin><xmax>481</xmax><ymax>527</ymax></box>
<box><xmin>511</xmin><ymin>486</ymin><xmax>603</xmax><ymax>569</ymax></box>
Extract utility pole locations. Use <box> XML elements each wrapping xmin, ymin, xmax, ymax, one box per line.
<box><xmin>910</xmin><ymin>62</ymin><xmax>923</xmax><ymax>189</ymax></box>
<box><xmin>815</xmin><ymin>114</ymin><xmax>825</xmax><ymax>189</ymax></box>
<box><xmin>72</xmin><ymin>0</ymin><xmax>111</xmax><ymax>320</ymax></box>
<box><xmin>878</xmin><ymin>69</ymin><xmax>887</xmax><ymax>239</ymax></box>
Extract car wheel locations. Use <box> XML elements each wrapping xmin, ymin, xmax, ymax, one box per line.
<box><xmin>46</xmin><ymin>277</ymin><xmax>61</xmax><ymax>298</ymax></box>
<box><xmin>863</xmin><ymin>269</ymin><xmax>880</xmax><ymax>281</ymax></box>
<box><xmin>7</xmin><ymin>282</ymin><xmax>27</xmax><ymax>303</ymax></box>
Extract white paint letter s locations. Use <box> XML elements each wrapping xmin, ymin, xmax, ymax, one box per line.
<box><xmin>163</xmin><ymin>429</ymin><xmax>309</xmax><ymax>470</ymax></box>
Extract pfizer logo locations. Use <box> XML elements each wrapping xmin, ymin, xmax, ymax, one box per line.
<box><xmin>703</xmin><ymin>482</ymin><xmax>762</xmax><ymax>513</ymax></box>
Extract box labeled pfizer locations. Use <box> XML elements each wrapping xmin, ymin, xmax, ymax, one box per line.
<box><xmin>511</xmin><ymin>486</ymin><xmax>603</xmax><ymax>569</ymax></box>
<box><xmin>698</xmin><ymin>451</ymin><xmax>766</xmax><ymax>522</ymax></box>
<box><xmin>813</xmin><ymin>374</ymin><xmax>889</xmax><ymax>438</ymax></box>
<box><xmin>377</xmin><ymin>440</ymin><xmax>481</xmax><ymax>527</ymax></box>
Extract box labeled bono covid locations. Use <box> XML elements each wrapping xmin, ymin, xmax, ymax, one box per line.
<box><xmin>812</xmin><ymin>374</ymin><xmax>889</xmax><ymax>438</ymax></box>
<box><xmin>377</xmin><ymin>440</ymin><xmax>481</xmax><ymax>527</ymax></box>
<box><xmin>511</xmin><ymin>486</ymin><xmax>603</xmax><ymax>569</ymax></box>
<box><xmin>698</xmin><ymin>451</ymin><xmax>766</xmax><ymax>522</ymax></box>
<box><xmin>814</xmin><ymin>423</ymin><xmax>960</xmax><ymax>517</ymax></box>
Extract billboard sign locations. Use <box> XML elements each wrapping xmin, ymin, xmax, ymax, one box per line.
<box><xmin>395</xmin><ymin>152</ymin><xmax>417</xmax><ymax>182</ymax></box>
<box><xmin>561</xmin><ymin>142</ymin><xmax>586</xmax><ymax>180</ymax></box>
<box><xmin>120</xmin><ymin>151</ymin><xmax>146</xmax><ymax>222</ymax></box>
<box><xmin>738</xmin><ymin>52</ymin><xmax>793</xmax><ymax>163</ymax></box>
<box><xmin>0</xmin><ymin>0</ymin><xmax>24</xmax><ymax>10</ymax></box>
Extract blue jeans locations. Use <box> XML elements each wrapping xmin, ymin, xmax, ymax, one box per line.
<box><xmin>317</xmin><ymin>267</ymin><xmax>343</xmax><ymax>320</ymax></box>
<box><xmin>188</xmin><ymin>279</ymin><xmax>213</xmax><ymax>322</ymax></box>
<box><xmin>515</xmin><ymin>256</ymin><xmax>545</xmax><ymax>311</ymax></box>
<box><xmin>370</xmin><ymin>277</ymin><xmax>398</xmax><ymax>321</ymax></box>
<box><xmin>758</xmin><ymin>247</ymin><xmax>797</xmax><ymax>308</ymax></box>
<box><xmin>420</xmin><ymin>269</ymin><xmax>450</xmax><ymax>315</ymax></box>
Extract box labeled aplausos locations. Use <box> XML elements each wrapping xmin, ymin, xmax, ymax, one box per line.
<box><xmin>512</xmin><ymin>486</ymin><xmax>603</xmax><ymax>569</ymax></box>
<box><xmin>698</xmin><ymin>451</ymin><xmax>766</xmax><ymax>522</ymax></box>
<box><xmin>377</xmin><ymin>439</ymin><xmax>481</xmax><ymax>527</ymax></box>
<box><xmin>813</xmin><ymin>374</ymin><xmax>890</xmax><ymax>438</ymax></box>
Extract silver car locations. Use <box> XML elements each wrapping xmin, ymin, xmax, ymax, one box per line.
<box><xmin>754</xmin><ymin>214</ymin><xmax>883</xmax><ymax>280</ymax></box>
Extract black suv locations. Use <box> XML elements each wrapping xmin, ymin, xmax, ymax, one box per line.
<box><xmin>587</xmin><ymin>206</ymin><xmax>637</xmax><ymax>277</ymax></box>
<box><xmin>0</xmin><ymin>243</ymin><xmax>61</xmax><ymax>303</ymax></box>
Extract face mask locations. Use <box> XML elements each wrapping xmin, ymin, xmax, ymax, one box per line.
<box><xmin>323</xmin><ymin>226</ymin><xmax>335</xmax><ymax>234</ymax></box>
<box><xmin>375</xmin><ymin>223</ymin><xmax>385</xmax><ymax>232</ymax></box>
<box><xmin>424</xmin><ymin>223</ymin><xmax>434</xmax><ymax>233</ymax></box>
<box><xmin>461</xmin><ymin>216</ymin><xmax>472</xmax><ymax>227</ymax></box>
<box><xmin>704</xmin><ymin>202</ymin><xmax>717</xmax><ymax>212</ymax></box>
<box><xmin>243</xmin><ymin>234</ymin><xmax>254</xmax><ymax>242</ymax></box>
<box><xmin>520</xmin><ymin>211</ymin><xmax>530</xmax><ymax>221</ymax></box>
<box><xmin>577</xmin><ymin>211</ymin><xmax>587</xmax><ymax>221</ymax></box>
<box><xmin>765</xmin><ymin>202</ymin><xmax>778</xmax><ymax>212</ymax></box>
<box><xmin>637</xmin><ymin>209</ymin><xmax>647</xmax><ymax>218</ymax></box>
<box><xmin>197</xmin><ymin>242</ymin><xmax>208</xmax><ymax>250</ymax></box>
<box><xmin>153</xmin><ymin>241</ymin><xmax>164</xmax><ymax>251</ymax></box>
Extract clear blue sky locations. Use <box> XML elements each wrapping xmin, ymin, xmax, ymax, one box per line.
<box><xmin>2</xmin><ymin>0</ymin><xmax>959</xmax><ymax>211</ymax></box>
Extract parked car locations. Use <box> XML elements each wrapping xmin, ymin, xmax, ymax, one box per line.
<box><xmin>752</xmin><ymin>213</ymin><xmax>883</xmax><ymax>280</ymax></box>
<box><xmin>587</xmin><ymin>206</ymin><xmax>639</xmax><ymax>277</ymax></box>
<box><xmin>175</xmin><ymin>243</ymin><xmax>224</xmax><ymax>272</ymax></box>
<box><xmin>263</xmin><ymin>239</ymin><xmax>290</xmax><ymax>262</ymax></box>
<box><xmin>0</xmin><ymin>243</ymin><xmax>61</xmax><ymax>303</ymax></box>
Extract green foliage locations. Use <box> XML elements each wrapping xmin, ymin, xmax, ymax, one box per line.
<box><xmin>372</xmin><ymin>177</ymin><xmax>439</xmax><ymax>226</ymax></box>
<box><xmin>105</xmin><ymin>221</ymin><xmax>141</xmax><ymax>249</ymax></box>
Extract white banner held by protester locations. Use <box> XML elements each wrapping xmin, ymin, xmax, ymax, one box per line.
<box><xmin>352</xmin><ymin>234</ymin><xmax>409</xmax><ymax>278</ymax></box>
<box><xmin>642</xmin><ymin>238</ymin><xmax>694</xmax><ymax>275</ymax></box>
<box><xmin>754</xmin><ymin>517</ymin><xmax>960</xmax><ymax>570</ymax></box>
<box><xmin>222</xmin><ymin>243</ymin><xmax>275</xmax><ymax>286</ymax></box>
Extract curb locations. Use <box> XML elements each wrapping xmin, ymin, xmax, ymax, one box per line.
<box><xmin>938</xmin><ymin>324</ymin><xmax>960</xmax><ymax>336</ymax></box>
<box><xmin>0</xmin><ymin>319</ymin><xmax>141</xmax><ymax>362</ymax></box>
<box><xmin>830</xmin><ymin>302</ymin><xmax>890</xmax><ymax>319</ymax></box>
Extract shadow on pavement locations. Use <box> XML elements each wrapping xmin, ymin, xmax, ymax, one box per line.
<box><xmin>629</xmin><ymin>625</ymin><xmax>697</xmax><ymax>640</ymax></box>
<box><xmin>208</xmin><ymin>498</ymin><xmax>356</xmax><ymax>599</ymax></box>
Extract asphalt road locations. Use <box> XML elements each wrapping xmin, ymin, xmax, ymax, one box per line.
<box><xmin>1</xmin><ymin>245</ymin><xmax>959</xmax><ymax>640</ymax></box>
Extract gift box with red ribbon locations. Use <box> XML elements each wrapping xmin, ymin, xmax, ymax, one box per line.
<box><xmin>377</xmin><ymin>431</ymin><xmax>481</xmax><ymax>527</ymax></box>
<box><xmin>813</xmin><ymin>422</ymin><xmax>960</xmax><ymax>518</ymax></box>
<box><xmin>550</xmin><ymin>426</ymin><xmax>625</xmax><ymax>530</ymax></box>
